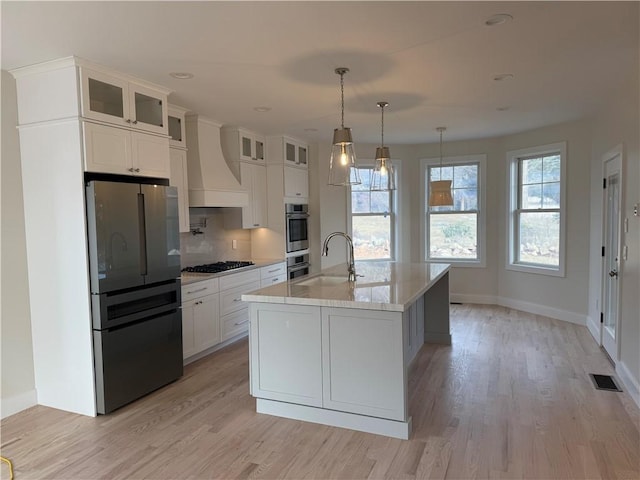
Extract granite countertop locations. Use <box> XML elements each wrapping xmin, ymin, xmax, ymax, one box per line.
<box><xmin>180</xmin><ymin>258</ymin><xmax>285</xmax><ymax>286</ymax></box>
<box><xmin>241</xmin><ymin>261</ymin><xmax>450</xmax><ymax>312</ymax></box>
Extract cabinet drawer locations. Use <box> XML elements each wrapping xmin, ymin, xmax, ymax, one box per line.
<box><xmin>181</xmin><ymin>278</ymin><xmax>219</xmax><ymax>302</ymax></box>
<box><xmin>219</xmin><ymin>269</ymin><xmax>260</xmax><ymax>291</ymax></box>
<box><xmin>260</xmin><ymin>263</ymin><xmax>286</xmax><ymax>280</ymax></box>
<box><xmin>221</xmin><ymin>308</ymin><xmax>250</xmax><ymax>341</ymax></box>
<box><xmin>260</xmin><ymin>274</ymin><xmax>286</xmax><ymax>288</ymax></box>
<box><xmin>220</xmin><ymin>280</ymin><xmax>260</xmax><ymax>316</ymax></box>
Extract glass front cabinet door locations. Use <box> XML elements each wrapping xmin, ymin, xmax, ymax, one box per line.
<box><xmin>80</xmin><ymin>68</ymin><xmax>168</xmax><ymax>136</ymax></box>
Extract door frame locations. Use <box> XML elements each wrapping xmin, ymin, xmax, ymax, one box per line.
<box><xmin>600</xmin><ymin>144</ymin><xmax>624</xmax><ymax>362</ymax></box>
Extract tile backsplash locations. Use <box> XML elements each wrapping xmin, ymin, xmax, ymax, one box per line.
<box><xmin>180</xmin><ymin>208</ymin><xmax>251</xmax><ymax>267</ymax></box>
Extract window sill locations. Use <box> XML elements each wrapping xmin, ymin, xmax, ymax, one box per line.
<box><xmin>506</xmin><ymin>262</ymin><xmax>565</xmax><ymax>277</ymax></box>
<box><xmin>426</xmin><ymin>259</ymin><xmax>485</xmax><ymax>268</ymax></box>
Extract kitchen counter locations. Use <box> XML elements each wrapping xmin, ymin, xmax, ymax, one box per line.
<box><xmin>243</xmin><ymin>261</ymin><xmax>451</xmax><ymax>440</ymax></box>
<box><xmin>242</xmin><ymin>261</ymin><xmax>449</xmax><ymax>311</ymax></box>
<box><xmin>181</xmin><ymin>258</ymin><xmax>284</xmax><ymax>285</ymax></box>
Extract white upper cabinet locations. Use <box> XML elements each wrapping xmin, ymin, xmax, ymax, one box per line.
<box><xmin>168</xmin><ymin>105</ymin><xmax>188</xmax><ymax>149</ymax></box>
<box><xmin>221</xmin><ymin>127</ymin><xmax>266</xmax><ymax>164</ymax></box>
<box><xmin>240</xmin><ymin>162</ymin><xmax>267</xmax><ymax>228</ymax></box>
<box><xmin>80</xmin><ymin>67</ymin><xmax>168</xmax><ymax>136</ymax></box>
<box><xmin>169</xmin><ymin>148</ymin><xmax>190</xmax><ymax>232</ymax></box>
<box><xmin>84</xmin><ymin>121</ymin><xmax>170</xmax><ymax>178</ymax></box>
<box><xmin>283</xmin><ymin>137</ymin><xmax>308</xmax><ymax>169</ymax></box>
<box><xmin>283</xmin><ymin>165</ymin><xmax>309</xmax><ymax>199</ymax></box>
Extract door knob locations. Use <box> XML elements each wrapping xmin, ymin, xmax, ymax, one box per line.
<box><xmin>609</xmin><ymin>270</ymin><xmax>618</xmax><ymax>278</ymax></box>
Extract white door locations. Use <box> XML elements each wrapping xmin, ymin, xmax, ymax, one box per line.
<box><xmin>601</xmin><ymin>147</ymin><xmax>622</xmax><ymax>362</ymax></box>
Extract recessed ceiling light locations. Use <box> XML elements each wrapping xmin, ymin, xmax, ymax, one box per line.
<box><xmin>497</xmin><ymin>106</ymin><xmax>510</xmax><ymax>111</ymax></box>
<box><xmin>485</xmin><ymin>13</ymin><xmax>513</xmax><ymax>26</ymax></box>
<box><xmin>169</xmin><ymin>72</ymin><xmax>194</xmax><ymax>80</ymax></box>
<box><xmin>493</xmin><ymin>73</ymin><xmax>515</xmax><ymax>82</ymax></box>
<box><xmin>253</xmin><ymin>106</ymin><xmax>272</xmax><ymax>112</ymax></box>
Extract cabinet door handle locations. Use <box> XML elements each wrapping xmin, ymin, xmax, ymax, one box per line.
<box><xmin>134</xmin><ymin>168</ymin><xmax>140</xmax><ymax>172</ymax></box>
<box><xmin>253</xmin><ymin>224</ymin><xmax>259</xmax><ymax>227</ymax></box>
<box><xmin>267</xmin><ymin>268</ymin><xmax>279</xmax><ymax>273</ymax></box>
<box><xmin>126</xmin><ymin>119</ymin><xmax>132</xmax><ymax>123</ymax></box>
<box><xmin>132</xmin><ymin>120</ymin><xmax>138</xmax><ymax>125</ymax></box>
<box><xmin>128</xmin><ymin>167</ymin><xmax>135</xmax><ymax>172</ymax></box>
<box><xmin>296</xmin><ymin>193</ymin><xmax>301</xmax><ymax>196</ymax></box>
<box><xmin>233</xmin><ymin>298</ymin><xmax>242</xmax><ymax>302</ymax></box>
<box><xmin>234</xmin><ymin>320</ymin><xmax>248</xmax><ymax>326</ymax></box>
<box><xmin>271</xmin><ymin>278</ymin><xmax>279</xmax><ymax>282</ymax></box>
<box><xmin>187</xmin><ymin>287</ymin><xmax>208</xmax><ymax>294</ymax></box>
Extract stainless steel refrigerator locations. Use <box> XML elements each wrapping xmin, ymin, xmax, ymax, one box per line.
<box><xmin>86</xmin><ymin>178</ymin><xmax>183</xmax><ymax>414</ymax></box>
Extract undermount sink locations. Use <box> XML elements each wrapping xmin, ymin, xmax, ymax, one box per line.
<box><xmin>295</xmin><ymin>275</ymin><xmax>349</xmax><ymax>287</ymax></box>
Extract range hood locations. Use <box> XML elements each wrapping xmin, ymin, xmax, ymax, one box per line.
<box><xmin>185</xmin><ymin>115</ymin><xmax>249</xmax><ymax>207</ymax></box>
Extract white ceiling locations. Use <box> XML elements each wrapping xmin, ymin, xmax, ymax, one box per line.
<box><xmin>2</xmin><ymin>1</ymin><xmax>638</xmax><ymax>144</ymax></box>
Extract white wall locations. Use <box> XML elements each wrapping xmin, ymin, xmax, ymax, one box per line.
<box><xmin>497</xmin><ymin>119</ymin><xmax>593</xmax><ymax>323</ymax></box>
<box><xmin>1</xmin><ymin>70</ymin><xmax>36</xmax><ymax>418</ymax></box>
<box><xmin>588</xmin><ymin>70</ymin><xmax>639</xmax><ymax>400</ymax></box>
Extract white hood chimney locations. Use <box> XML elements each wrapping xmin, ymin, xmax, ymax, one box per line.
<box><xmin>185</xmin><ymin>115</ymin><xmax>249</xmax><ymax>207</ymax></box>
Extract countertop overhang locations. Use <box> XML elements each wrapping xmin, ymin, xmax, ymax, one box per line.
<box><xmin>242</xmin><ymin>261</ymin><xmax>450</xmax><ymax>312</ymax></box>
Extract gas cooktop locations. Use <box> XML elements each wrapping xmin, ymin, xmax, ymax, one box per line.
<box><xmin>181</xmin><ymin>261</ymin><xmax>255</xmax><ymax>274</ymax></box>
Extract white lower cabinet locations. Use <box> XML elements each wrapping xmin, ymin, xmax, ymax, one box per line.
<box><xmin>260</xmin><ymin>262</ymin><xmax>287</xmax><ymax>287</ymax></box>
<box><xmin>249</xmin><ymin>304</ymin><xmax>407</xmax><ymax>420</ymax></box>
<box><xmin>219</xmin><ymin>268</ymin><xmax>261</xmax><ymax>342</ymax></box>
<box><xmin>322</xmin><ymin>308</ymin><xmax>406</xmax><ymax>421</ymax></box>
<box><xmin>250</xmin><ymin>304</ymin><xmax>323</xmax><ymax>407</ymax></box>
<box><xmin>181</xmin><ymin>278</ymin><xmax>220</xmax><ymax>360</ymax></box>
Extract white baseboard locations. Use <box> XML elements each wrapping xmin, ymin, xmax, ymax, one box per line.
<box><xmin>617</xmin><ymin>361</ymin><xmax>640</xmax><ymax>409</ymax></box>
<box><xmin>496</xmin><ymin>296</ymin><xmax>587</xmax><ymax>326</ymax></box>
<box><xmin>450</xmin><ymin>293</ymin><xmax>497</xmax><ymax>305</ymax></box>
<box><xmin>257</xmin><ymin>398</ymin><xmax>411</xmax><ymax>440</ymax></box>
<box><xmin>586</xmin><ymin>315</ymin><xmax>601</xmax><ymax>343</ymax></box>
<box><xmin>449</xmin><ymin>293</ymin><xmax>587</xmax><ymax>326</ymax></box>
<box><xmin>1</xmin><ymin>389</ymin><xmax>37</xmax><ymax>419</ymax></box>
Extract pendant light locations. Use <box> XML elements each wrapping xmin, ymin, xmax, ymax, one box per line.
<box><xmin>428</xmin><ymin>127</ymin><xmax>453</xmax><ymax>206</ymax></box>
<box><xmin>328</xmin><ymin>67</ymin><xmax>361</xmax><ymax>186</ymax></box>
<box><xmin>370</xmin><ymin>101</ymin><xmax>396</xmax><ymax>191</ymax></box>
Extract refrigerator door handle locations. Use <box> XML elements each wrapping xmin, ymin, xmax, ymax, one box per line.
<box><xmin>138</xmin><ymin>192</ymin><xmax>148</xmax><ymax>276</ymax></box>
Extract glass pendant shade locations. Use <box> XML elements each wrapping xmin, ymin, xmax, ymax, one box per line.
<box><xmin>328</xmin><ymin>67</ymin><xmax>361</xmax><ymax>186</ymax></box>
<box><xmin>328</xmin><ymin>127</ymin><xmax>360</xmax><ymax>185</ymax></box>
<box><xmin>429</xmin><ymin>179</ymin><xmax>453</xmax><ymax>206</ymax></box>
<box><xmin>371</xmin><ymin>147</ymin><xmax>395</xmax><ymax>191</ymax></box>
<box><xmin>428</xmin><ymin>126</ymin><xmax>453</xmax><ymax>206</ymax></box>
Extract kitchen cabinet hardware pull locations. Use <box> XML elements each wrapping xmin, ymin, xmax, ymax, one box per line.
<box><xmin>271</xmin><ymin>278</ymin><xmax>278</xmax><ymax>282</ymax></box>
<box><xmin>126</xmin><ymin>119</ymin><xmax>132</xmax><ymax>123</ymax></box>
<box><xmin>128</xmin><ymin>167</ymin><xmax>135</xmax><ymax>172</ymax></box>
<box><xmin>132</xmin><ymin>120</ymin><xmax>138</xmax><ymax>125</ymax></box>
<box><xmin>268</xmin><ymin>269</ymin><xmax>279</xmax><ymax>273</ymax></box>
<box><xmin>187</xmin><ymin>287</ymin><xmax>207</xmax><ymax>294</ymax></box>
<box><xmin>233</xmin><ymin>298</ymin><xmax>241</xmax><ymax>302</ymax></box>
<box><xmin>134</xmin><ymin>168</ymin><xmax>140</xmax><ymax>172</ymax></box>
<box><xmin>253</xmin><ymin>224</ymin><xmax>259</xmax><ymax>227</ymax></box>
<box><xmin>296</xmin><ymin>193</ymin><xmax>301</xmax><ymax>196</ymax></box>
<box><xmin>234</xmin><ymin>320</ymin><xmax>248</xmax><ymax>326</ymax></box>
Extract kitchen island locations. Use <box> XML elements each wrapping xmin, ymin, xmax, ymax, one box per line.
<box><xmin>241</xmin><ymin>261</ymin><xmax>451</xmax><ymax>440</ymax></box>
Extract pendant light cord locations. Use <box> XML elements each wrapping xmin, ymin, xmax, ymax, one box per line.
<box><xmin>340</xmin><ymin>71</ymin><xmax>345</xmax><ymax>129</ymax></box>
<box><xmin>381</xmin><ymin>104</ymin><xmax>385</xmax><ymax>147</ymax></box>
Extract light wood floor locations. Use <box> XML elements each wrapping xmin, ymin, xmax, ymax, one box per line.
<box><xmin>2</xmin><ymin>305</ymin><xmax>639</xmax><ymax>479</ymax></box>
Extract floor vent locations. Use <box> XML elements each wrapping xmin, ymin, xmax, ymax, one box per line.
<box><xmin>589</xmin><ymin>374</ymin><xmax>622</xmax><ymax>392</ymax></box>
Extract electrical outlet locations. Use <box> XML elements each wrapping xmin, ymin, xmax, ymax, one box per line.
<box><xmin>232</xmin><ymin>239</ymin><xmax>237</xmax><ymax>250</ymax></box>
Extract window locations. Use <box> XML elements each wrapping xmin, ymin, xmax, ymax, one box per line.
<box><xmin>423</xmin><ymin>155</ymin><xmax>486</xmax><ymax>266</ymax></box>
<box><xmin>507</xmin><ymin>142</ymin><xmax>566</xmax><ymax>276</ymax></box>
<box><xmin>348</xmin><ymin>167</ymin><xmax>395</xmax><ymax>260</ymax></box>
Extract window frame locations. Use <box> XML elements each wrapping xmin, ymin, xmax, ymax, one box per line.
<box><xmin>347</xmin><ymin>163</ymin><xmax>398</xmax><ymax>261</ymax></box>
<box><xmin>421</xmin><ymin>154</ymin><xmax>487</xmax><ymax>267</ymax></box>
<box><xmin>506</xmin><ymin>142</ymin><xmax>567</xmax><ymax>277</ymax></box>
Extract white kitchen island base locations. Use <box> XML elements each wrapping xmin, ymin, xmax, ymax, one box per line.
<box><xmin>257</xmin><ymin>398</ymin><xmax>412</xmax><ymax>440</ymax></box>
<box><xmin>244</xmin><ymin>262</ymin><xmax>451</xmax><ymax>440</ymax></box>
